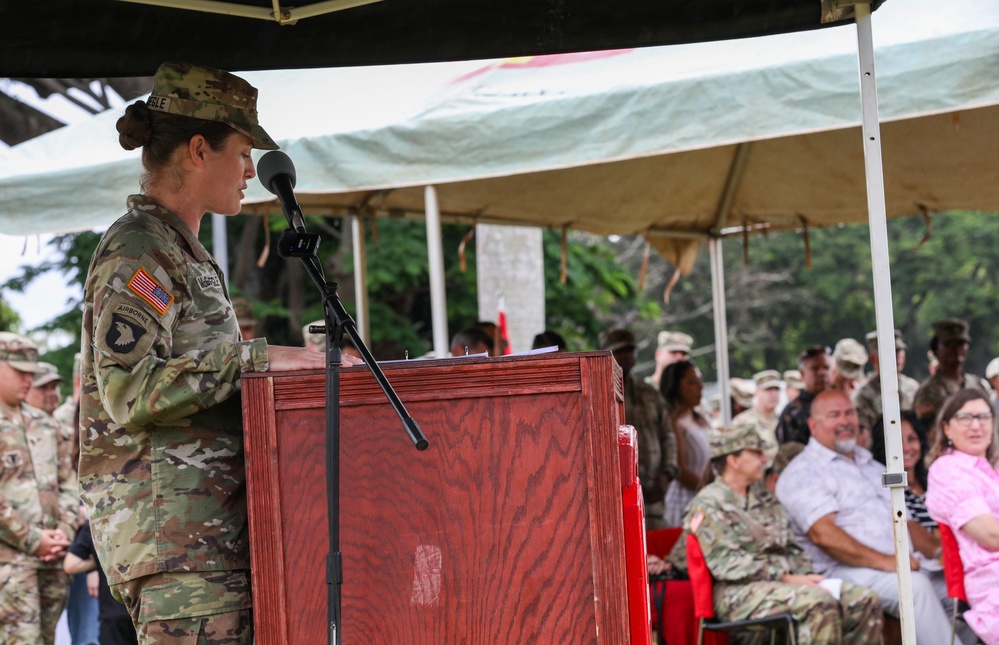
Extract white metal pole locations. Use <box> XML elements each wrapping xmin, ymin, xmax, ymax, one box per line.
<box><xmin>211</xmin><ymin>213</ymin><xmax>229</xmax><ymax>288</ymax></box>
<box><xmin>855</xmin><ymin>5</ymin><xmax>915</xmax><ymax>643</ymax></box>
<box><xmin>350</xmin><ymin>215</ymin><xmax>370</xmax><ymax>344</ymax></box>
<box><xmin>424</xmin><ymin>186</ymin><xmax>450</xmax><ymax>357</ymax></box>
<box><xmin>708</xmin><ymin>238</ymin><xmax>731</xmax><ymax>424</ymax></box>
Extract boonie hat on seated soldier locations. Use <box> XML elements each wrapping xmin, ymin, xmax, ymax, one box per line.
<box><xmin>31</xmin><ymin>362</ymin><xmax>63</xmax><ymax>388</ymax></box>
<box><xmin>932</xmin><ymin>319</ymin><xmax>970</xmax><ymax>344</ymax></box>
<box><xmin>833</xmin><ymin>338</ymin><xmax>868</xmax><ymax>379</ymax></box>
<box><xmin>865</xmin><ymin>328</ymin><xmax>907</xmax><ymax>353</ymax></box>
<box><xmin>147</xmin><ymin>61</ymin><xmax>278</xmax><ymax>150</ymax></box>
<box><xmin>600</xmin><ymin>328</ymin><xmax>636</xmax><ymax>352</ymax></box>
<box><xmin>657</xmin><ymin>330</ymin><xmax>693</xmax><ymax>353</ymax></box>
<box><xmin>0</xmin><ymin>332</ymin><xmax>43</xmax><ymax>373</ymax></box>
<box><xmin>753</xmin><ymin>370</ymin><xmax>781</xmax><ymax>390</ymax></box>
<box><xmin>709</xmin><ymin>420</ymin><xmax>765</xmax><ymax>458</ymax></box>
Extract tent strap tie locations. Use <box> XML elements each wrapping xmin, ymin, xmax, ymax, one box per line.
<box><xmin>560</xmin><ymin>226</ymin><xmax>568</xmax><ymax>285</ymax></box>
<box><xmin>637</xmin><ymin>240</ymin><xmax>651</xmax><ymax>290</ymax></box>
<box><xmin>798</xmin><ymin>214</ymin><xmax>812</xmax><ymax>269</ymax></box>
<box><xmin>663</xmin><ymin>267</ymin><xmax>681</xmax><ymax>304</ymax></box>
<box><xmin>256</xmin><ymin>215</ymin><xmax>270</xmax><ymax>268</ymax></box>
<box><xmin>910</xmin><ymin>204</ymin><xmax>933</xmax><ymax>251</ymax></box>
<box><xmin>458</xmin><ymin>227</ymin><xmax>475</xmax><ymax>273</ymax></box>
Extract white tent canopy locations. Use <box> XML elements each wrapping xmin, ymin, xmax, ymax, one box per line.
<box><xmin>2</xmin><ymin>0</ymin><xmax>997</xmax><ymax>276</ymax></box>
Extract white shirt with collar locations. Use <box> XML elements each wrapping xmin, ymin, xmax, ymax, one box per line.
<box><xmin>775</xmin><ymin>439</ymin><xmax>902</xmax><ymax>574</ymax></box>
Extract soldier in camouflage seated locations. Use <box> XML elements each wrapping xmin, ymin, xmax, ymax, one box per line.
<box><xmin>682</xmin><ymin>421</ymin><xmax>883</xmax><ymax>644</ymax></box>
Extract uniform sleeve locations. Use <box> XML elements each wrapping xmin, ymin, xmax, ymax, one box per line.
<box><xmin>657</xmin><ymin>398</ymin><xmax>679</xmax><ymax>480</ymax></box>
<box><xmin>689</xmin><ymin>494</ymin><xmax>783</xmax><ymax>583</ymax></box>
<box><xmin>0</xmin><ymin>492</ymin><xmax>42</xmax><ymax>555</ymax></box>
<box><xmin>90</xmin><ymin>257</ymin><xmax>268</xmax><ymax>428</ymax></box>
<box><xmin>55</xmin><ymin>420</ymin><xmax>80</xmax><ymax>539</ymax></box>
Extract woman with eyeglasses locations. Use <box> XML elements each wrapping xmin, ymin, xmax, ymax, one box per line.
<box><xmin>925</xmin><ymin>388</ymin><xmax>999</xmax><ymax>645</ymax></box>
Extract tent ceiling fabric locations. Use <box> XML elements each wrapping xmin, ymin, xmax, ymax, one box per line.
<box><xmin>0</xmin><ymin>0</ymin><xmax>994</xmax><ymax>275</ymax></box>
<box><xmin>0</xmin><ymin>0</ymin><xmax>879</xmax><ymax>77</ymax></box>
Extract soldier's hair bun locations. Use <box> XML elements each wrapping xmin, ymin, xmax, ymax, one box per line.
<box><xmin>116</xmin><ymin>101</ymin><xmax>154</xmax><ymax>151</ymax></box>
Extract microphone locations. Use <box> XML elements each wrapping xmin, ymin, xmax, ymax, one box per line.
<box><xmin>257</xmin><ymin>150</ymin><xmax>306</xmax><ymax>233</ymax></box>
<box><xmin>257</xmin><ymin>151</ymin><xmax>320</xmax><ymax>258</ymax></box>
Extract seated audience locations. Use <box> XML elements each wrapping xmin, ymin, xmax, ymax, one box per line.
<box><xmin>660</xmin><ymin>360</ymin><xmax>711</xmax><ymax>527</ymax></box>
<box><xmin>872</xmin><ymin>411</ymin><xmax>977</xmax><ymax>643</ymax></box>
<box><xmin>776</xmin><ymin>390</ymin><xmax>958</xmax><ymax>644</ymax></box>
<box><xmin>925</xmin><ymin>389</ymin><xmax>999</xmax><ymax>645</ymax></box>
<box><xmin>684</xmin><ymin>422</ymin><xmax>882</xmax><ymax>644</ymax></box>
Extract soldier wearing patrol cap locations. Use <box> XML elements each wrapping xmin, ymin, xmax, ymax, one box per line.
<box><xmin>830</xmin><ymin>338</ymin><xmax>868</xmax><ymax>398</ymax></box>
<box><xmin>79</xmin><ymin>62</ymin><xmax>356</xmax><ymax>643</ymax></box>
<box><xmin>783</xmin><ymin>369</ymin><xmax>804</xmax><ymax>404</ymax></box>
<box><xmin>26</xmin><ymin>362</ymin><xmax>64</xmax><ymax>416</ymax></box>
<box><xmin>913</xmin><ymin>319</ymin><xmax>991</xmax><ymax>430</ymax></box>
<box><xmin>728</xmin><ymin>377</ymin><xmax>755</xmax><ymax>417</ymax></box>
<box><xmin>986</xmin><ymin>356</ymin><xmax>999</xmax><ymax>400</ymax></box>
<box><xmin>646</xmin><ymin>330</ymin><xmax>693</xmax><ymax>389</ymax></box>
<box><xmin>732</xmin><ymin>369</ymin><xmax>782</xmax><ymax>464</ymax></box>
<box><xmin>600</xmin><ymin>328</ymin><xmax>678</xmax><ymax>529</ymax></box>
<box><xmin>852</xmin><ymin>329</ymin><xmax>920</xmax><ymax>440</ymax></box>
<box><xmin>679</xmin><ymin>422</ymin><xmax>882</xmax><ymax>644</ymax></box>
<box><xmin>0</xmin><ymin>332</ymin><xmax>79</xmax><ymax>643</ymax></box>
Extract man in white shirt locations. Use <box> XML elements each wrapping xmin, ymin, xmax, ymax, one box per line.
<box><xmin>775</xmin><ymin>390</ymin><xmax>958</xmax><ymax>644</ymax></box>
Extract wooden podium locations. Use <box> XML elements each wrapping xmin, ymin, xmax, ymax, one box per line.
<box><xmin>241</xmin><ymin>351</ymin><xmax>632</xmax><ymax>644</ymax></box>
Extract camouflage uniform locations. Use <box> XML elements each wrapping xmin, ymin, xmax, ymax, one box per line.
<box><xmin>79</xmin><ymin>195</ymin><xmax>269</xmax><ymax>637</ymax></box>
<box><xmin>913</xmin><ymin>371</ymin><xmax>991</xmax><ymax>429</ymax></box>
<box><xmin>851</xmin><ymin>372</ymin><xmax>920</xmax><ymax>433</ymax></box>
<box><xmin>624</xmin><ymin>375</ymin><xmax>678</xmax><ymax>530</ymax></box>
<box><xmin>0</xmin><ymin>401</ymin><xmax>79</xmax><ymax>643</ymax></box>
<box><xmin>684</xmin><ymin>481</ymin><xmax>883</xmax><ymax>644</ymax></box>
<box><xmin>731</xmin><ymin>407</ymin><xmax>778</xmax><ymax>464</ymax></box>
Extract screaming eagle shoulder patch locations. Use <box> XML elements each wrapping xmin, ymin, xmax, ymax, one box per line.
<box><xmin>106</xmin><ymin>313</ymin><xmax>148</xmax><ymax>354</ymax></box>
<box><xmin>128</xmin><ymin>268</ymin><xmax>174</xmax><ymax>315</ymax></box>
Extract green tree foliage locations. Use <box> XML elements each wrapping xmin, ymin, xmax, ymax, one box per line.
<box><xmin>621</xmin><ymin>211</ymin><xmax>999</xmax><ymax>383</ymax></box>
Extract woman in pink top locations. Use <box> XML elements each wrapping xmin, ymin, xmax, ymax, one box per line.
<box><xmin>925</xmin><ymin>388</ymin><xmax>999</xmax><ymax>645</ymax></box>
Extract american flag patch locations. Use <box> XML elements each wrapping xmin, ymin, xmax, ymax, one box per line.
<box><xmin>128</xmin><ymin>268</ymin><xmax>174</xmax><ymax>314</ymax></box>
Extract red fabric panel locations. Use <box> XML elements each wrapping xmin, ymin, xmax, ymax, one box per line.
<box><xmin>939</xmin><ymin>523</ymin><xmax>967</xmax><ymax>602</ymax></box>
<box><xmin>685</xmin><ymin>533</ymin><xmax>716</xmax><ymax>620</ymax></box>
<box><xmin>646</xmin><ymin>528</ymin><xmax>683</xmax><ymax>558</ymax></box>
<box><xmin>623</xmin><ymin>476</ymin><xmax>651</xmax><ymax>645</ymax></box>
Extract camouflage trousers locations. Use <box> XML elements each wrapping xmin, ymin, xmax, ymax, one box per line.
<box><xmin>0</xmin><ymin>563</ymin><xmax>70</xmax><ymax>645</ymax></box>
<box><xmin>717</xmin><ymin>580</ymin><xmax>883</xmax><ymax>645</ymax></box>
<box><xmin>112</xmin><ymin>570</ymin><xmax>253</xmax><ymax>645</ymax></box>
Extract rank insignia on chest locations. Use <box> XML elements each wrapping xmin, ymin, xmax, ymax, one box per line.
<box><xmin>107</xmin><ymin>313</ymin><xmax>148</xmax><ymax>354</ymax></box>
<box><xmin>128</xmin><ymin>268</ymin><xmax>174</xmax><ymax>314</ymax></box>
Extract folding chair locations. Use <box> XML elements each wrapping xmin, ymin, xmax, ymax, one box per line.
<box><xmin>686</xmin><ymin>533</ymin><xmax>797</xmax><ymax>645</ymax></box>
<box><xmin>938</xmin><ymin>522</ymin><xmax>970</xmax><ymax>645</ymax></box>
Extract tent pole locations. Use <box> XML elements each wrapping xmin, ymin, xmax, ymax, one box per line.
<box><xmin>855</xmin><ymin>5</ymin><xmax>915</xmax><ymax>644</ymax></box>
<box><xmin>350</xmin><ymin>215</ymin><xmax>370</xmax><ymax>344</ymax></box>
<box><xmin>424</xmin><ymin>185</ymin><xmax>450</xmax><ymax>357</ymax></box>
<box><xmin>708</xmin><ymin>237</ymin><xmax>731</xmax><ymax>424</ymax></box>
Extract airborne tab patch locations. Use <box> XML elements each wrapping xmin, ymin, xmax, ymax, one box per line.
<box><xmin>128</xmin><ymin>268</ymin><xmax>174</xmax><ymax>314</ymax></box>
<box><xmin>106</xmin><ymin>314</ymin><xmax>148</xmax><ymax>354</ymax></box>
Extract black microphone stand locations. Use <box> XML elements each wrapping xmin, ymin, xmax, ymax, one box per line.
<box><xmin>276</xmin><ymin>226</ymin><xmax>429</xmax><ymax>645</ymax></box>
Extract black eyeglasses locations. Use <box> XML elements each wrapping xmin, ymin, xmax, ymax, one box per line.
<box><xmin>799</xmin><ymin>345</ymin><xmax>831</xmax><ymax>362</ymax></box>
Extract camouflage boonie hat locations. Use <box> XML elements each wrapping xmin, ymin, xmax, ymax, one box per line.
<box><xmin>833</xmin><ymin>338</ymin><xmax>868</xmax><ymax>379</ymax></box>
<box><xmin>599</xmin><ymin>328</ymin><xmax>636</xmax><ymax>352</ymax></box>
<box><xmin>147</xmin><ymin>61</ymin><xmax>278</xmax><ymax>150</ymax></box>
<box><xmin>932</xmin><ymin>318</ymin><xmax>971</xmax><ymax>344</ymax></box>
<box><xmin>0</xmin><ymin>332</ymin><xmax>42</xmax><ymax>373</ymax></box>
<box><xmin>31</xmin><ymin>362</ymin><xmax>63</xmax><ymax>388</ymax></box>
<box><xmin>783</xmin><ymin>369</ymin><xmax>804</xmax><ymax>389</ymax></box>
<box><xmin>753</xmin><ymin>369</ymin><xmax>781</xmax><ymax>390</ymax></box>
<box><xmin>730</xmin><ymin>378</ymin><xmax>756</xmax><ymax>408</ymax></box>
<box><xmin>709</xmin><ymin>419</ymin><xmax>764</xmax><ymax>458</ymax></box>
<box><xmin>657</xmin><ymin>330</ymin><xmax>693</xmax><ymax>353</ymax></box>
<box><xmin>865</xmin><ymin>328</ymin><xmax>907</xmax><ymax>352</ymax></box>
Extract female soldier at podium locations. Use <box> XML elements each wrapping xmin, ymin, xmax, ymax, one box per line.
<box><xmin>78</xmin><ymin>62</ymin><xmax>356</xmax><ymax>644</ymax></box>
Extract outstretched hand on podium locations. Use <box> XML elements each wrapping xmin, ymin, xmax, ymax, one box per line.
<box><xmin>267</xmin><ymin>345</ymin><xmax>363</xmax><ymax>371</ymax></box>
